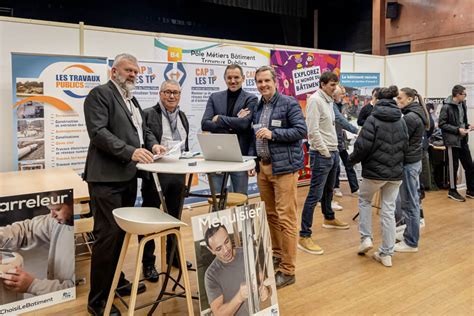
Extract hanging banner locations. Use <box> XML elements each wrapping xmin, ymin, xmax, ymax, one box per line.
<box><xmin>340</xmin><ymin>72</ymin><xmax>380</xmax><ymax>120</ymax></box>
<box><xmin>126</xmin><ymin>60</ymin><xmax>260</xmax><ymax>200</ymax></box>
<box><xmin>11</xmin><ymin>53</ymin><xmax>108</xmax><ymax>173</ymax></box>
<box><xmin>191</xmin><ymin>202</ymin><xmax>279</xmax><ymax>316</ymax></box>
<box><xmin>270</xmin><ymin>49</ymin><xmax>341</xmax><ymax>182</ymax></box>
<box><xmin>0</xmin><ymin>189</ymin><xmax>74</xmax><ymax>315</ymax></box>
<box><xmin>270</xmin><ymin>50</ymin><xmax>341</xmax><ymax>108</ymax></box>
<box><xmin>154</xmin><ymin>36</ymin><xmax>270</xmax><ymax>68</ymax></box>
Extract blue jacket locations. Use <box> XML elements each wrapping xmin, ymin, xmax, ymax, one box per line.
<box><xmin>201</xmin><ymin>89</ymin><xmax>258</xmax><ymax>155</ymax></box>
<box><xmin>249</xmin><ymin>92</ymin><xmax>307</xmax><ymax>175</ymax></box>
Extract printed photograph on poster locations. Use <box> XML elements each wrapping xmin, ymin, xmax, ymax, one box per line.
<box><xmin>16</xmin><ymin>101</ymin><xmax>44</xmax><ymax>119</ymax></box>
<box><xmin>340</xmin><ymin>73</ymin><xmax>380</xmax><ymax>120</ymax></box>
<box><xmin>17</xmin><ymin>140</ymin><xmax>45</xmax><ymax>161</ymax></box>
<box><xmin>17</xmin><ymin>120</ymin><xmax>44</xmax><ymax>140</ymax></box>
<box><xmin>18</xmin><ymin>161</ymin><xmax>45</xmax><ymax>171</ymax></box>
<box><xmin>15</xmin><ymin>78</ymin><xmax>44</xmax><ymax>96</ymax></box>
<box><xmin>191</xmin><ymin>202</ymin><xmax>279</xmax><ymax>316</ymax></box>
<box><xmin>0</xmin><ymin>189</ymin><xmax>75</xmax><ymax>314</ymax></box>
<box><xmin>423</xmin><ymin>97</ymin><xmax>445</xmax><ymax>127</ymax></box>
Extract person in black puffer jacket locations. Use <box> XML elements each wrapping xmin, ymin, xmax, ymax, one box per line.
<box><xmin>349</xmin><ymin>85</ymin><xmax>408</xmax><ymax>267</ymax></box>
<box><xmin>394</xmin><ymin>87</ymin><xmax>430</xmax><ymax>253</ymax></box>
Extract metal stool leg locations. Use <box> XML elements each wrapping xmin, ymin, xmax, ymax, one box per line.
<box><xmin>105</xmin><ymin>233</ymin><xmax>131</xmax><ymax>315</ymax></box>
<box><xmin>148</xmin><ymin>232</ymin><xmax>177</xmax><ymax>315</ymax></box>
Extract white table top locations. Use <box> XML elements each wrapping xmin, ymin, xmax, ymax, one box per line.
<box><xmin>137</xmin><ymin>158</ymin><xmax>255</xmax><ymax>174</ymax></box>
<box><xmin>0</xmin><ymin>168</ymin><xmax>89</xmax><ymax>203</ymax></box>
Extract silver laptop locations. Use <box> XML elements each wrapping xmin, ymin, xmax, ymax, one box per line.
<box><xmin>197</xmin><ymin>134</ymin><xmax>255</xmax><ymax>162</ymax></box>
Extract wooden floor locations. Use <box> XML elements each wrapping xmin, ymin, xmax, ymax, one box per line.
<box><xmin>25</xmin><ymin>184</ymin><xmax>473</xmax><ymax>315</ymax></box>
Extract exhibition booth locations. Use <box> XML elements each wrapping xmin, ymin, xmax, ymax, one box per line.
<box><xmin>0</xmin><ymin>16</ymin><xmax>473</xmax><ymax>315</ymax></box>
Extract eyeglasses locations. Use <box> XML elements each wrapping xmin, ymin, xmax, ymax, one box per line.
<box><xmin>161</xmin><ymin>90</ymin><xmax>181</xmax><ymax>96</ymax></box>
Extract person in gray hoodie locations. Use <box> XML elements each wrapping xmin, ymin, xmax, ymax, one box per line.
<box><xmin>0</xmin><ymin>193</ymin><xmax>74</xmax><ymax>296</ymax></box>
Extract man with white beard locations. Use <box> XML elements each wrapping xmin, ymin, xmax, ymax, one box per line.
<box><xmin>83</xmin><ymin>53</ymin><xmax>166</xmax><ymax>316</ymax></box>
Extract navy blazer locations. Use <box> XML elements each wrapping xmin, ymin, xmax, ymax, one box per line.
<box><xmin>201</xmin><ymin>89</ymin><xmax>258</xmax><ymax>155</ymax></box>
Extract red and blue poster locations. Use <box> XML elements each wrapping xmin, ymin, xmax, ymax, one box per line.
<box><xmin>270</xmin><ymin>50</ymin><xmax>341</xmax><ymax>113</ymax></box>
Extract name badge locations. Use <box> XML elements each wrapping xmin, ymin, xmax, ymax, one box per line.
<box><xmin>271</xmin><ymin>120</ymin><xmax>282</xmax><ymax>127</ymax></box>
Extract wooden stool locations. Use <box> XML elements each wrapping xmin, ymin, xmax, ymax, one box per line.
<box><xmin>104</xmin><ymin>207</ymin><xmax>193</xmax><ymax>316</ymax></box>
<box><xmin>74</xmin><ymin>217</ymin><xmax>94</xmax><ymax>257</ymax></box>
<box><xmin>207</xmin><ymin>192</ymin><xmax>248</xmax><ymax>211</ymax></box>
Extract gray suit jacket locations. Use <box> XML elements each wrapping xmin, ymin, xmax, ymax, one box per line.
<box><xmin>201</xmin><ymin>89</ymin><xmax>257</xmax><ymax>155</ymax></box>
<box><xmin>83</xmin><ymin>80</ymin><xmax>158</xmax><ymax>182</ymax></box>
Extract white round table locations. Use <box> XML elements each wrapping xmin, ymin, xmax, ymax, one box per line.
<box><xmin>137</xmin><ymin>157</ymin><xmax>255</xmax><ymax>212</ymax></box>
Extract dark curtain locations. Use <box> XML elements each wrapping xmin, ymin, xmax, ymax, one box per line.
<box><xmin>202</xmin><ymin>0</ymin><xmax>307</xmax><ymax>17</ymax></box>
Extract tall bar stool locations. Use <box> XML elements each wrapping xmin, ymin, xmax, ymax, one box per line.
<box><xmin>207</xmin><ymin>192</ymin><xmax>248</xmax><ymax>212</ymax></box>
<box><xmin>104</xmin><ymin>207</ymin><xmax>194</xmax><ymax>316</ymax></box>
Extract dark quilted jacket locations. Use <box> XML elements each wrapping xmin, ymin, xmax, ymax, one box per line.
<box><xmin>439</xmin><ymin>96</ymin><xmax>469</xmax><ymax>147</ymax></box>
<box><xmin>249</xmin><ymin>92</ymin><xmax>307</xmax><ymax>175</ymax></box>
<box><xmin>349</xmin><ymin>99</ymin><xmax>408</xmax><ymax>181</ymax></box>
<box><xmin>402</xmin><ymin>102</ymin><xmax>427</xmax><ymax>164</ymax></box>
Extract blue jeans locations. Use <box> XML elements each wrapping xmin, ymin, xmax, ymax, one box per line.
<box><xmin>300</xmin><ymin>150</ymin><xmax>339</xmax><ymax>237</ymax></box>
<box><xmin>359</xmin><ymin>178</ymin><xmax>401</xmax><ymax>256</ymax></box>
<box><xmin>335</xmin><ymin>149</ymin><xmax>360</xmax><ymax>193</ymax></box>
<box><xmin>212</xmin><ymin>171</ymin><xmax>249</xmax><ymax>195</ymax></box>
<box><xmin>396</xmin><ymin>161</ymin><xmax>422</xmax><ymax>247</ymax></box>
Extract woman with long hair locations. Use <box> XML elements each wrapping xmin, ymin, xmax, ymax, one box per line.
<box><xmin>349</xmin><ymin>86</ymin><xmax>408</xmax><ymax>267</ymax></box>
<box><xmin>394</xmin><ymin>87</ymin><xmax>430</xmax><ymax>252</ymax></box>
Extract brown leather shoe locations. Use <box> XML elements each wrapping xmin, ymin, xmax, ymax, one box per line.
<box><xmin>275</xmin><ymin>271</ymin><xmax>295</xmax><ymax>289</ymax></box>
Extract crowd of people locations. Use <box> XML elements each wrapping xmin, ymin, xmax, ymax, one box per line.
<box><xmin>82</xmin><ymin>53</ymin><xmax>473</xmax><ymax>315</ymax></box>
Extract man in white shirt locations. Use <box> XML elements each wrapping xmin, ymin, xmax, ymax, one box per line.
<box><xmin>298</xmin><ymin>72</ymin><xmax>350</xmax><ymax>256</ymax></box>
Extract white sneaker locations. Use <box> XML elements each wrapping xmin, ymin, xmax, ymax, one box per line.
<box><xmin>395</xmin><ymin>224</ymin><xmax>406</xmax><ymax>234</ymax></box>
<box><xmin>331</xmin><ymin>201</ymin><xmax>343</xmax><ymax>211</ymax></box>
<box><xmin>358</xmin><ymin>237</ymin><xmax>373</xmax><ymax>255</ymax></box>
<box><xmin>372</xmin><ymin>251</ymin><xmax>392</xmax><ymax>267</ymax></box>
<box><xmin>395</xmin><ymin>224</ymin><xmax>405</xmax><ymax>241</ymax></box>
<box><xmin>334</xmin><ymin>188</ymin><xmax>343</xmax><ymax>197</ymax></box>
<box><xmin>351</xmin><ymin>190</ymin><xmax>359</xmax><ymax>196</ymax></box>
<box><xmin>419</xmin><ymin>218</ymin><xmax>425</xmax><ymax>229</ymax></box>
<box><xmin>395</xmin><ymin>230</ymin><xmax>404</xmax><ymax>242</ymax></box>
<box><xmin>394</xmin><ymin>240</ymin><xmax>418</xmax><ymax>253</ymax></box>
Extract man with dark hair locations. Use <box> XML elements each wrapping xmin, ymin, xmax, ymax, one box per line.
<box><xmin>249</xmin><ymin>65</ymin><xmax>307</xmax><ymax>288</ymax></box>
<box><xmin>204</xmin><ymin>224</ymin><xmax>270</xmax><ymax>316</ymax></box>
<box><xmin>439</xmin><ymin>84</ymin><xmax>474</xmax><ymax>201</ymax></box>
<box><xmin>299</xmin><ymin>72</ymin><xmax>350</xmax><ymax>257</ymax></box>
<box><xmin>357</xmin><ymin>87</ymin><xmax>380</xmax><ymax>127</ymax></box>
<box><xmin>201</xmin><ymin>64</ymin><xmax>258</xmax><ymax>195</ymax></box>
<box><xmin>83</xmin><ymin>53</ymin><xmax>166</xmax><ymax>315</ymax></box>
